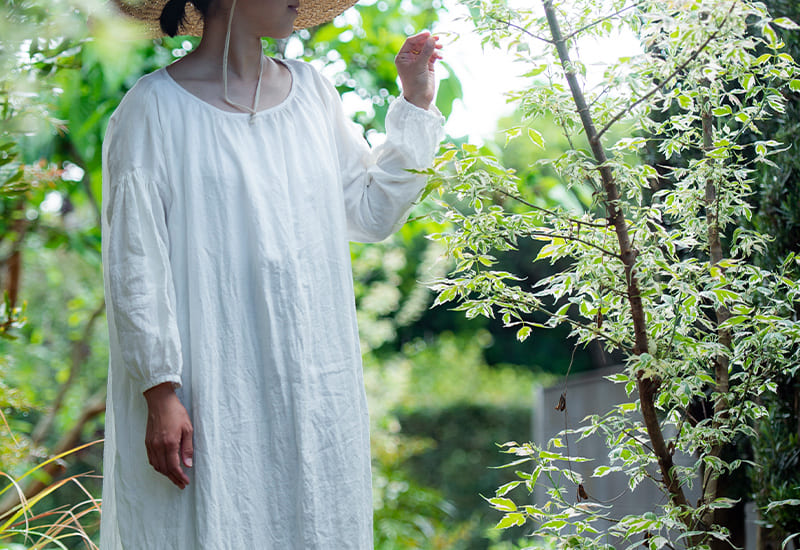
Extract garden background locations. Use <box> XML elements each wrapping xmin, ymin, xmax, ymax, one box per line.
<box><xmin>1</xmin><ymin>0</ymin><xmax>798</xmax><ymax>548</ymax></box>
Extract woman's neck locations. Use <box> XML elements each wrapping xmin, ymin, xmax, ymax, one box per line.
<box><xmin>192</xmin><ymin>6</ymin><xmax>263</xmax><ymax>81</ymax></box>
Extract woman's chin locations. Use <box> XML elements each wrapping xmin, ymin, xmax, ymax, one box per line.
<box><xmin>263</xmin><ymin>27</ymin><xmax>295</xmax><ymax>40</ymax></box>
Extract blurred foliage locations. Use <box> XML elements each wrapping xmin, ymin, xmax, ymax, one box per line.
<box><xmin>747</xmin><ymin>0</ymin><xmax>800</xmax><ymax>545</ymax></box>
<box><xmin>750</xmin><ymin>374</ymin><xmax>800</xmax><ymax>544</ymax></box>
<box><xmin>752</xmin><ymin>0</ymin><xmax>800</xmax><ymax>272</ymax></box>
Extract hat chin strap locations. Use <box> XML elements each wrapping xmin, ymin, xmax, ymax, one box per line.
<box><xmin>222</xmin><ymin>0</ymin><xmax>264</xmax><ymax>122</ymax></box>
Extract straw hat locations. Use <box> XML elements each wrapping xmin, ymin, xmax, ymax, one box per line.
<box><xmin>113</xmin><ymin>0</ymin><xmax>359</xmax><ymax>36</ymax></box>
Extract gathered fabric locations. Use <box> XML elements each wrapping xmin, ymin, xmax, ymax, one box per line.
<box><xmin>99</xmin><ymin>58</ymin><xmax>444</xmax><ymax>550</ymax></box>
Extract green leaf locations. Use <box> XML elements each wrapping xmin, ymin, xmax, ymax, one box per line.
<box><xmin>712</xmin><ymin>105</ymin><xmax>732</xmax><ymax>116</ymax></box>
<box><xmin>772</xmin><ymin>17</ymin><xmax>800</xmax><ymax>30</ymax></box>
<box><xmin>435</xmin><ymin>62</ymin><xmax>463</xmax><ymax>120</ymax></box>
<box><xmin>434</xmin><ymin>286</ymin><xmax>458</xmax><ymax>306</ymax></box>
<box><xmin>720</xmin><ymin>315</ymin><xmax>748</xmax><ymax>328</ymax></box>
<box><xmin>488</xmin><ymin>497</ymin><xmax>517</xmax><ymax>512</ymax></box>
<box><xmin>708</xmin><ymin>497</ymin><xmax>739</xmax><ymax>509</ymax></box>
<box><xmin>496</xmin><ymin>512</ymin><xmax>526</xmax><ymax>529</ymax></box>
<box><xmin>754</xmin><ymin>53</ymin><xmax>772</xmax><ymax>65</ymax></box>
<box><xmin>593</xmin><ymin>465</ymin><xmax>613</xmax><ymax>478</ymax></box>
<box><xmin>538</xmin><ymin>450</ymin><xmax>563</xmax><ymax>460</ymax></box>
<box><xmin>649</xmin><ymin>536</ymin><xmax>669</xmax><ymax>550</ymax></box>
<box><xmin>763</xmin><ymin>25</ymin><xmax>778</xmax><ymax>46</ymax></box>
<box><xmin>496</xmin><ymin>481</ymin><xmax>522</xmax><ymax>497</ymax></box>
<box><xmin>539</xmin><ymin>519</ymin><xmax>567</xmax><ymax>530</ymax></box>
<box><xmin>527</xmin><ymin>128</ymin><xmax>545</xmax><ymax>148</ymax></box>
<box><xmin>528</xmin><ymin>465</ymin><xmax>541</xmax><ymax>487</ymax></box>
<box><xmin>605</xmin><ymin>373</ymin><xmax>628</xmax><ymax>384</ymax></box>
<box><xmin>765</xmin><ymin>498</ymin><xmax>800</xmax><ymax>512</ymax></box>
<box><xmin>613</xmin><ymin>137</ymin><xmax>648</xmax><ymax>151</ymax></box>
<box><xmin>712</xmin><ymin>288</ymin><xmax>739</xmax><ymax>303</ymax></box>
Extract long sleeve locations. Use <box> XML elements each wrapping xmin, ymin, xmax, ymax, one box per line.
<box><xmin>103</xmin><ymin>166</ymin><xmax>183</xmax><ymax>394</ymax></box>
<box><xmin>327</xmin><ymin>83</ymin><xmax>446</xmax><ymax>242</ymax></box>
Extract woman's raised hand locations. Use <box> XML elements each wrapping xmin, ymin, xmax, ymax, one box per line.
<box><xmin>143</xmin><ymin>382</ymin><xmax>194</xmax><ymax>489</ymax></box>
<box><xmin>395</xmin><ymin>31</ymin><xmax>443</xmax><ymax>110</ymax></box>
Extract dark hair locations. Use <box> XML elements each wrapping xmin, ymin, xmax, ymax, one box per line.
<box><xmin>159</xmin><ymin>0</ymin><xmax>213</xmax><ymax>37</ymax></box>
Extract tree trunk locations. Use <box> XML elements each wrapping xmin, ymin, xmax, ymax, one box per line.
<box><xmin>541</xmin><ymin>0</ymin><xmax>693</xmax><ymax>523</ymax></box>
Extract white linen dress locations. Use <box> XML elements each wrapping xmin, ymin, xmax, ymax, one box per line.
<box><xmin>99</xmin><ymin>58</ymin><xmax>444</xmax><ymax>549</ymax></box>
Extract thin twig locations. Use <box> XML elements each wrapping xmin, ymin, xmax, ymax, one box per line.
<box><xmin>496</xmin><ymin>189</ymin><xmax>609</xmax><ymax>228</ymax></box>
<box><xmin>563</xmin><ymin>0</ymin><xmax>647</xmax><ymax>42</ymax></box>
<box><xmin>623</xmin><ymin>428</ymin><xmax>655</xmax><ymax>454</ymax></box>
<box><xmin>522</xmin><ymin>229</ymin><xmax>620</xmax><ymax>258</ymax></box>
<box><xmin>487</xmin><ymin>15</ymin><xmax>554</xmax><ymax>45</ymax></box>
<box><xmin>498</xmin><ymin>303</ymin><xmax>634</xmax><ymax>353</ymax></box>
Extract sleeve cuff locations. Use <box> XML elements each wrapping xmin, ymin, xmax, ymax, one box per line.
<box><xmin>385</xmin><ymin>96</ymin><xmax>446</xmax><ymax>169</ymax></box>
<box><xmin>398</xmin><ymin>95</ymin><xmax>445</xmax><ymax>117</ymax></box>
<box><xmin>141</xmin><ymin>373</ymin><xmax>183</xmax><ymax>395</ymax></box>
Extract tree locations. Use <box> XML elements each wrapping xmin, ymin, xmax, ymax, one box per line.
<box><xmin>425</xmin><ymin>0</ymin><xmax>800</xmax><ymax>547</ymax></box>
<box><xmin>2</xmin><ymin>0</ymin><xmax>488</xmax><ymax>547</ymax></box>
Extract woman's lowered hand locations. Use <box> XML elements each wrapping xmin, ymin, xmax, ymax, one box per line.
<box><xmin>143</xmin><ymin>382</ymin><xmax>194</xmax><ymax>489</ymax></box>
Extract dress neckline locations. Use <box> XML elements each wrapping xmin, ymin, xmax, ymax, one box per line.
<box><xmin>160</xmin><ymin>57</ymin><xmax>297</xmax><ymax>119</ymax></box>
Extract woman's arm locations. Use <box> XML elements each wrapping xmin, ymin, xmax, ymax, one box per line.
<box><xmin>324</xmin><ymin>31</ymin><xmax>446</xmax><ymax>242</ymax></box>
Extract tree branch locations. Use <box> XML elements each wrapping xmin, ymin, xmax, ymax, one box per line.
<box><xmin>699</xmin><ymin>104</ymin><xmax>732</xmax><ymax>529</ymax></box>
<box><xmin>487</xmin><ymin>15</ymin><xmax>554</xmax><ymax>45</ymax></box>
<box><xmin>31</xmin><ymin>299</ymin><xmax>105</xmax><ymax>445</ymax></box>
<box><xmin>496</xmin><ymin>189</ymin><xmax>609</xmax><ymax>228</ymax></box>
<box><xmin>491</xmin><ymin>290</ymin><xmax>634</xmax><ymax>352</ymax></box>
<box><xmin>522</xmin><ymin>229</ymin><xmax>620</xmax><ymax>258</ymax></box>
<box><xmin>594</xmin><ymin>2</ymin><xmax>737</xmax><ymax>143</ymax></box>
<box><xmin>3</xmin><ymin>203</ymin><xmax>29</xmax><ymax>310</ymax></box>
<box><xmin>562</xmin><ymin>0</ymin><xmax>647</xmax><ymax>42</ymax></box>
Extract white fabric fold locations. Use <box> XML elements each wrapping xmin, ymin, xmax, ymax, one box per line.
<box><xmin>104</xmin><ymin>168</ymin><xmax>183</xmax><ymax>394</ymax></box>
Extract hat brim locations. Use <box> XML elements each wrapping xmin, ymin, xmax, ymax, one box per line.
<box><xmin>112</xmin><ymin>0</ymin><xmax>359</xmax><ymax>37</ymax></box>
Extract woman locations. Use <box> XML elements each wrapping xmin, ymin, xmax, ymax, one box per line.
<box><xmin>100</xmin><ymin>0</ymin><xmax>444</xmax><ymax>547</ymax></box>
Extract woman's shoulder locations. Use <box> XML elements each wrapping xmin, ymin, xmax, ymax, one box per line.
<box><xmin>280</xmin><ymin>58</ymin><xmax>320</xmax><ymax>82</ymax></box>
<box><xmin>281</xmin><ymin>58</ymin><xmax>339</xmax><ymax>106</ymax></box>
<box><xmin>104</xmin><ymin>69</ymin><xmax>172</xmax><ymax>179</ymax></box>
<box><xmin>110</xmin><ymin>69</ymin><xmax>172</xmax><ymax>127</ymax></box>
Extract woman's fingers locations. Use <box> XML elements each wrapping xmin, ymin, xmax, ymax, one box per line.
<box><xmin>165</xmin><ymin>439</ymin><xmax>189</xmax><ymax>488</ymax></box>
<box><xmin>147</xmin><ymin>435</ymin><xmax>186</xmax><ymax>488</ymax></box>
<box><xmin>181</xmin><ymin>425</ymin><xmax>194</xmax><ymax>469</ymax></box>
<box><xmin>398</xmin><ymin>32</ymin><xmax>440</xmax><ymax>61</ymax></box>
